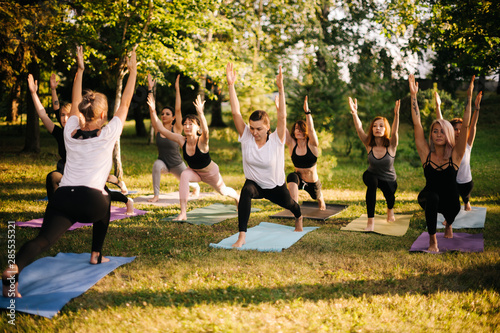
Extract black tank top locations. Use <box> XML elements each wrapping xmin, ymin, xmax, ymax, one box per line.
<box><xmin>422</xmin><ymin>153</ymin><xmax>459</xmax><ymax>196</ymax></box>
<box><xmin>183</xmin><ymin>138</ymin><xmax>212</xmax><ymax>169</ymax></box>
<box><xmin>291</xmin><ymin>141</ymin><xmax>317</xmax><ymax>168</ymax></box>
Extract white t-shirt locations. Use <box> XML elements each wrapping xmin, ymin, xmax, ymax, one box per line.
<box><xmin>457</xmin><ymin>143</ymin><xmax>472</xmax><ymax>184</ymax></box>
<box><xmin>239</xmin><ymin>125</ymin><xmax>285</xmax><ymax>189</ymax></box>
<box><xmin>60</xmin><ymin>116</ymin><xmax>123</xmax><ymax>192</ymax></box>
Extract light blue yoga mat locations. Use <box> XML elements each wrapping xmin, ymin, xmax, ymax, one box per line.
<box><xmin>437</xmin><ymin>206</ymin><xmax>487</xmax><ymax>229</ymax></box>
<box><xmin>209</xmin><ymin>222</ymin><xmax>319</xmax><ymax>252</ymax></box>
<box><xmin>0</xmin><ymin>253</ymin><xmax>135</xmax><ymax>318</ymax></box>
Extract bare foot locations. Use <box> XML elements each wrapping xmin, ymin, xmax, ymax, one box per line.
<box><xmin>294</xmin><ymin>216</ymin><xmax>303</xmax><ymax>232</ymax></box>
<box><xmin>2</xmin><ymin>265</ymin><xmax>21</xmax><ymax>298</ymax></box>
<box><xmin>232</xmin><ymin>232</ymin><xmax>246</xmax><ymax>247</ymax></box>
<box><xmin>126</xmin><ymin>198</ymin><xmax>135</xmax><ymax>215</ymax></box>
<box><xmin>318</xmin><ymin>198</ymin><xmax>326</xmax><ymax>211</ymax></box>
<box><xmin>90</xmin><ymin>252</ymin><xmax>110</xmax><ymax>264</ymax></box>
<box><xmin>387</xmin><ymin>208</ymin><xmax>395</xmax><ymax>222</ymax></box>
<box><xmin>464</xmin><ymin>202</ymin><xmax>472</xmax><ymax>211</ymax></box>
<box><xmin>444</xmin><ymin>222</ymin><xmax>453</xmax><ymax>238</ymax></box>
<box><xmin>364</xmin><ymin>217</ymin><xmax>375</xmax><ymax>231</ymax></box>
<box><xmin>190</xmin><ymin>186</ymin><xmax>200</xmax><ymax>198</ymax></box>
<box><xmin>148</xmin><ymin>195</ymin><xmax>159</xmax><ymax>203</ymax></box>
<box><xmin>173</xmin><ymin>213</ymin><xmax>187</xmax><ymax>221</ymax></box>
<box><xmin>428</xmin><ymin>234</ymin><xmax>439</xmax><ymax>253</ymax></box>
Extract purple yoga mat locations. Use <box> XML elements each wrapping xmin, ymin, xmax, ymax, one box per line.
<box><xmin>16</xmin><ymin>206</ymin><xmax>148</xmax><ymax>231</ymax></box>
<box><xmin>410</xmin><ymin>232</ymin><xmax>484</xmax><ymax>253</ymax></box>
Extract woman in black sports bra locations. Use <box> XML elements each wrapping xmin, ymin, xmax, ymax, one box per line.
<box><xmin>284</xmin><ymin>96</ymin><xmax>326</xmax><ymax>210</ymax></box>
<box><xmin>147</xmin><ymin>94</ymin><xmax>239</xmax><ymax>220</ymax></box>
<box><xmin>348</xmin><ymin>97</ymin><xmax>401</xmax><ymax>231</ymax></box>
<box><xmin>409</xmin><ymin>74</ymin><xmax>473</xmax><ymax>253</ymax></box>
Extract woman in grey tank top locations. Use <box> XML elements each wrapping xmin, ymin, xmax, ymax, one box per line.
<box><xmin>348</xmin><ymin>97</ymin><xmax>400</xmax><ymax>231</ymax></box>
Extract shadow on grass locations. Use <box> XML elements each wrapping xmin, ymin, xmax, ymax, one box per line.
<box><xmin>73</xmin><ymin>262</ymin><xmax>500</xmax><ymax>312</ymax></box>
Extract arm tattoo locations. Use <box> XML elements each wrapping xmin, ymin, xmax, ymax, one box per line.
<box><xmin>54</xmin><ymin>100</ymin><xmax>59</xmax><ymax>106</ymax></box>
<box><xmin>411</xmin><ymin>97</ymin><xmax>420</xmax><ymax>119</ymax></box>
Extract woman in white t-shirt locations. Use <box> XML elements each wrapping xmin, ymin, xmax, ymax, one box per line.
<box><xmin>2</xmin><ymin>46</ymin><xmax>137</xmax><ymax>298</ymax></box>
<box><xmin>226</xmin><ymin>63</ymin><xmax>302</xmax><ymax>248</ymax></box>
<box><xmin>435</xmin><ymin>89</ymin><xmax>482</xmax><ymax>211</ymax></box>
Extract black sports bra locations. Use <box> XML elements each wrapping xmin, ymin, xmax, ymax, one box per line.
<box><xmin>182</xmin><ymin>138</ymin><xmax>212</xmax><ymax>169</ymax></box>
<box><xmin>291</xmin><ymin>141</ymin><xmax>317</xmax><ymax>168</ymax></box>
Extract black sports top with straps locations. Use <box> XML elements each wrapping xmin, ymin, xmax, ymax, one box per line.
<box><xmin>422</xmin><ymin>153</ymin><xmax>459</xmax><ymax>195</ymax></box>
<box><xmin>291</xmin><ymin>140</ymin><xmax>317</xmax><ymax>168</ymax></box>
<box><xmin>367</xmin><ymin>147</ymin><xmax>397</xmax><ymax>182</ymax></box>
<box><xmin>183</xmin><ymin>138</ymin><xmax>212</xmax><ymax>169</ymax></box>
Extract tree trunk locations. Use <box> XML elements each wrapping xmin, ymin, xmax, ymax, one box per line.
<box><xmin>23</xmin><ymin>60</ymin><xmax>40</xmax><ymax>153</ymax></box>
<box><xmin>7</xmin><ymin>79</ymin><xmax>21</xmax><ymax>123</ymax></box>
<box><xmin>133</xmin><ymin>86</ymin><xmax>147</xmax><ymax>137</ymax></box>
<box><xmin>209</xmin><ymin>82</ymin><xmax>226</xmax><ymax>127</ymax></box>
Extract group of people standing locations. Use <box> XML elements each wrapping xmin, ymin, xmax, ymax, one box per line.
<box><xmin>2</xmin><ymin>46</ymin><xmax>482</xmax><ymax>298</ymax></box>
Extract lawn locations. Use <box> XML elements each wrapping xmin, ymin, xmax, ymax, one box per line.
<box><xmin>0</xmin><ymin>93</ymin><xmax>499</xmax><ymax>332</ymax></box>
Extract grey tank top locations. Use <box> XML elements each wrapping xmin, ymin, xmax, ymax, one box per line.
<box><xmin>367</xmin><ymin>147</ymin><xmax>397</xmax><ymax>182</ymax></box>
<box><xmin>156</xmin><ymin>131</ymin><xmax>183</xmax><ymax>168</ymax></box>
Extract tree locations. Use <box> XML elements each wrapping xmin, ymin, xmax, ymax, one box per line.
<box><xmin>0</xmin><ymin>1</ymin><xmax>66</xmax><ymax>152</ymax></box>
<box><xmin>379</xmin><ymin>0</ymin><xmax>500</xmax><ymax>93</ymax></box>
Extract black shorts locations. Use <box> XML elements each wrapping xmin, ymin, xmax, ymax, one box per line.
<box><xmin>286</xmin><ymin>172</ymin><xmax>322</xmax><ymax>200</ymax></box>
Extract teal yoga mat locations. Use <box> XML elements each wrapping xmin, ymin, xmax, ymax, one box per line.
<box><xmin>209</xmin><ymin>222</ymin><xmax>319</xmax><ymax>252</ymax></box>
<box><xmin>162</xmin><ymin>203</ymin><xmax>259</xmax><ymax>226</ymax></box>
<box><xmin>0</xmin><ymin>253</ymin><xmax>135</xmax><ymax>318</ymax></box>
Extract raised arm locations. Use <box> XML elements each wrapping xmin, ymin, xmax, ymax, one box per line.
<box><xmin>50</xmin><ymin>73</ymin><xmax>60</xmax><ymax>112</ymax></box>
<box><xmin>275</xmin><ymin>65</ymin><xmax>286</xmax><ymax>143</ymax></box>
<box><xmin>453</xmin><ymin>76</ymin><xmax>474</xmax><ymax>163</ymax></box>
<box><xmin>147</xmin><ymin>94</ymin><xmax>185</xmax><ymax>146</ymax></box>
<box><xmin>435</xmin><ymin>91</ymin><xmax>443</xmax><ymax>120</ymax></box>
<box><xmin>303</xmin><ymin>96</ymin><xmax>319</xmax><ymax>148</ymax></box>
<box><xmin>468</xmin><ymin>91</ymin><xmax>482</xmax><ymax>148</ymax></box>
<box><xmin>147</xmin><ymin>73</ymin><xmax>158</xmax><ymax>134</ymax></box>
<box><xmin>114</xmin><ymin>50</ymin><xmax>137</xmax><ymax>124</ymax></box>
<box><xmin>348</xmin><ymin>97</ymin><xmax>369</xmax><ymax>149</ymax></box>
<box><xmin>226</xmin><ymin>63</ymin><xmax>246</xmax><ymax>136</ymax></box>
<box><xmin>28</xmin><ymin>74</ymin><xmax>55</xmax><ymax>133</ymax></box>
<box><xmin>70</xmin><ymin>45</ymin><xmax>85</xmax><ymax>118</ymax></box>
<box><xmin>274</xmin><ymin>95</ymin><xmax>294</xmax><ymax>148</ymax></box>
<box><xmin>409</xmin><ymin>74</ymin><xmax>429</xmax><ymax>163</ymax></box>
<box><xmin>193</xmin><ymin>95</ymin><xmax>209</xmax><ymax>151</ymax></box>
<box><xmin>173</xmin><ymin>74</ymin><xmax>183</xmax><ymax>134</ymax></box>
<box><xmin>390</xmin><ymin>99</ymin><xmax>400</xmax><ymax>149</ymax></box>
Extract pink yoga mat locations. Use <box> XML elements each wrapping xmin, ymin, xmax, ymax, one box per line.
<box><xmin>16</xmin><ymin>206</ymin><xmax>148</xmax><ymax>230</ymax></box>
<box><xmin>410</xmin><ymin>232</ymin><xmax>483</xmax><ymax>253</ymax></box>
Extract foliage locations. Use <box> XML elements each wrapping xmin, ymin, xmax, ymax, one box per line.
<box><xmin>379</xmin><ymin>0</ymin><xmax>500</xmax><ymax>89</ymax></box>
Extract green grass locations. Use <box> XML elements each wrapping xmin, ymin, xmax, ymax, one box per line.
<box><xmin>0</xmin><ymin>94</ymin><xmax>499</xmax><ymax>332</ymax></box>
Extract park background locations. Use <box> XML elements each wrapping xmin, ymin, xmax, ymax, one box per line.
<box><xmin>1</xmin><ymin>1</ymin><xmax>499</xmax><ymax>331</ymax></box>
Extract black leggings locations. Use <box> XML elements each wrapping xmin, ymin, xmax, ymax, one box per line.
<box><xmin>418</xmin><ymin>189</ymin><xmax>460</xmax><ymax>235</ymax></box>
<box><xmin>362</xmin><ymin>171</ymin><xmax>397</xmax><ymax>218</ymax></box>
<box><xmin>15</xmin><ymin>186</ymin><xmax>111</xmax><ymax>272</ymax></box>
<box><xmin>457</xmin><ymin>180</ymin><xmax>473</xmax><ymax>205</ymax></box>
<box><xmin>105</xmin><ymin>185</ymin><xmax>128</xmax><ymax>204</ymax></box>
<box><xmin>238</xmin><ymin>179</ymin><xmax>301</xmax><ymax>232</ymax></box>
<box><xmin>46</xmin><ymin>170</ymin><xmax>63</xmax><ymax>201</ymax></box>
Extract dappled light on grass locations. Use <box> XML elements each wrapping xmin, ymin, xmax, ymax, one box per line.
<box><xmin>1</xmin><ymin>115</ymin><xmax>499</xmax><ymax>331</ymax></box>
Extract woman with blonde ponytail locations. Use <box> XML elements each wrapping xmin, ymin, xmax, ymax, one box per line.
<box><xmin>2</xmin><ymin>46</ymin><xmax>137</xmax><ymax>297</ymax></box>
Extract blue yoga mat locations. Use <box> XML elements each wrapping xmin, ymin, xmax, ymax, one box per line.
<box><xmin>0</xmin><ymin>253</ymin><xmax>135</xmax><ymax>318</ymax></box>
<box><xmin>209</xmin><ymin>222</ymin><xmax>319</xmax><ymax>252</ymax></box>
